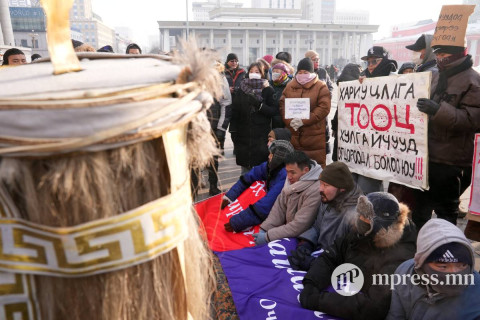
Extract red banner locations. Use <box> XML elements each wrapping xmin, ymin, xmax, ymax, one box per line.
<box><xmin>195</xmin><ymin>181</ymin><xmax>266</xmax><ymax>252</ymax></box>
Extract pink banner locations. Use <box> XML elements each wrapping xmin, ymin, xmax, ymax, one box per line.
<box><xmin>195</xmin><ymin>181</ymin><xmax>266</xmax><ymax>252</ymax></box>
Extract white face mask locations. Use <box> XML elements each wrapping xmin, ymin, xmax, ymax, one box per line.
<box><xmin>249</xmin><ymin>73</ymin><xmax>262</xmax><ymax>80</ymax></box>
<box><xmin>411</xmin><ymin>51</ymin><xmax>423</xmax><ymax>65</ymax></box>
<box><xmin>272</xmin><ymin>72</ymin><xmax>282</xmax><ymax>81</ymax></box>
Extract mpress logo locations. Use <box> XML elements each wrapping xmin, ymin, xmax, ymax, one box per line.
<box><xmin>331</xmin><ymin>263</ymin><xmax>364</xmax><ymax>296</ymax></box>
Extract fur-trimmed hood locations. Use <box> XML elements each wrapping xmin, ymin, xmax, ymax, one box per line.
<box><xmin>373</xmin><ymin>202</ymin><xmax>411</xmax><ymax>248</ymax></box>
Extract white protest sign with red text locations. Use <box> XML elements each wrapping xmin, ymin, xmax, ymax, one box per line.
<box><xmin>469</xmin><ymin>134</ymin><xmax>480</xmax><ymax>215</ymax></box>
<box><xmin>337</xmin><ymin>72</ymin><xmax>430</xmax><ymax>189</ymax></box>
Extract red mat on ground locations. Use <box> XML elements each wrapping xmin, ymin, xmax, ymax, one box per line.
<box><xmin>195</xmin><ymin>181</ymin><xmax>266</xmax><ymax>252</ymax></box>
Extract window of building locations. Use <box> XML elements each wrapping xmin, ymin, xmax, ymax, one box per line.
<box><xmin>20</xmin><ymin>39</ymin><xmax>28</xmax><ymax>47</ymax></box>
<box><xmin>240</xmin><ymin>39</ymin><xmax>243</xmax><ymax>44</ymax></box>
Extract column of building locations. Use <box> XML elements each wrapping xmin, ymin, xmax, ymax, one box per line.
<box><xmin>243</xmin><ymin>29</ymin><xmax>249</xmax><ymax>65</ymax></box>
<box><xmin>0</xmin><ymin>0</ymin><xmax>14</xmax><ymax>46</ymax></box>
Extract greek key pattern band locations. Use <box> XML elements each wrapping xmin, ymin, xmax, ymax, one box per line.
<box><xmin>0</xmin><ymin>183</ymin><xmax>190</xmax><ymax>277</ymax></box>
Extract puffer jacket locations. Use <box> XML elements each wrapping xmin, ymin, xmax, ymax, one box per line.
<box><xmin>300</xmin><ymin>203</ymin><xmax>417</xmax><ymax>320</ymax></box>
<box><xmin>260</xmin><ymin>161</ymin><xmax>322</xmax><ymax>241</ymax></box>
<box><xmin>386</xmin><ymin>219</ymin><xmax>480</xmax><ymax>320</ymax></box>
<box><xmin>299</xmin><ymin>184</ymin><xmax>363</xmax><ymax>249</ymax></box>
<box><xmin>279</xmin><ymin>76</ymin><xmax>331</xmax><ymax>167</ymax></box>
<box><xmin>428</xmin><ymin>56</ymin><xmax>480</xmax><ymax>167</ymax></box>
<box><xmin>225</xmin><ymin>162</ymin><xmax>287</xmax><ymax>232</ymax></box>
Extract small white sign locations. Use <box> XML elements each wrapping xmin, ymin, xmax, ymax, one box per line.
<box><xmin>284</xmin><ymin>98</ymin><xmax>310</xmax><ymax>120</ymax></box>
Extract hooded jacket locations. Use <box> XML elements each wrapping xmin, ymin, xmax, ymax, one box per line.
<box><xmin>260</xmin><ymin>161</ymin><xmax>322</xmax><ymax>241</ymax></box>
<box><xmin>415</xmin><ymin>34</ymin><xmax>438</xmax><ymax>74</ymax></box>
<box><xmin>299</xmin><ymin>184</ymin><xmax>362</xmax><ymax>250</ymax></box>
<box><xmin>279</xmin><ymin>76</ymin><xmax>331</xmax><ymax>167</ymax></box>
<box><xmin>427</xmin><ymin>56</ymin><xmax>480</xmax><ymax>167</ymax></box>
<box><xmin>386</xmin><ymin>219</ymin><xmax>480</xmax><ymax>320</ymax></box>
<box><xmin>300</xmin><ymin>203</ymin><xmax>417</xmax><ymax>320</ymax></box>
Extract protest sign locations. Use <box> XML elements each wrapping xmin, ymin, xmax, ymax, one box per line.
<box><xmin>195</xmin><ymin>181</ymin><xmax>265</xmax><ymax>252</ymax></box>
<box><xmin>337</xmin><ymin>73</ymin><xmax>430</xmax><ymax>189</ymax></box>
<box><xmin>285</xmin><ymin>98</ymin><xmax>311</xmax><ymax>119</ymax></box>
<box><xmin>469</xmin><ymin>134</ymin><xmax>480</xmax><ymax>215</ymax></box>
<box><xmin>431</xmin><ymin>5</ymin><xmax>475</xmax><ymax>48</ymax></box>
<box><xmin>216</xmin><ymin>238</ymin><xmax>340</xmax><ymax>320</ymax></box>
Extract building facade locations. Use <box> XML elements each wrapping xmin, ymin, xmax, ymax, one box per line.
<box><xmin>158</xmin><ymin>20</ymin><xmax>376</xmax><ymax>67</ymax></box>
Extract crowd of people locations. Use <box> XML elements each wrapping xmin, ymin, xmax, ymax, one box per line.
<box><xmin>2</xmin><ymin>30</ymin><xmax>480</xmax><ymax>319</ymax></box>
<box><xmin>215</xmin><ymin>34</ymin><xmax>480</xmax><ymax>319</ymax></box>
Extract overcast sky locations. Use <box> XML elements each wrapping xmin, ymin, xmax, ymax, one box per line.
<box><xmin>91</xmin><ymin>0</ymin><xmax>463</xmax><ymax>50</ymax></box>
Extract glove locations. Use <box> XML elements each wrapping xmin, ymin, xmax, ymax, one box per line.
<box><xmin>290</xmin><ymin>118</ymin><xmax>304</xmax><ymax>131</ymax></box>
<box><xmin>253</xmin><ymin>230</ymin><xmax>268</xmax><ymax>245</ymax></box>
<box><xmin>417</xmin><ymin>98</ymin><xmax>440</xmax><ymax>116</ymax></box>
<box><xmin>299</xmin><ymin>282</ymin><xmax>322</xmax><ymax>310</ymax></box>
<box><xmin>288</xmin><ymin>241</ymin><xmax>315</xmax><ymax>271</ymax></box>
<box><xmin>215</xmin><ymin>129</ymin><xmax>226</xmax><ymax>143</ymax></box>
<box><xmin>224</xmin><ymin>222</ymin><xmax>234</xmax><ymax>232</ymax></box>
<box><xmin>221</xmin><ymin>196</ymin><xmax>231</xmax><ymax>210</ymax></box>
<box><xmin>248</xmin><ymin>94</ymin><xmax>261</xmax><ymax>109</ymax></box>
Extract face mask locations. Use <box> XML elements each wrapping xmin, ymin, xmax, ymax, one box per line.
<box><xmin>422</xmin><ymin>264</ymin><xmax>471</xmax><ymax>296</ymax></box>
<box><xmin>356</xmin><ymin>218</ymin><xmax>372</xmax><ymax>236</ymax></box>
<box><xmin>411</xmin><ymin>51</ymin><xmax>423</xmax><ymax>65</ymax></box>
<box><xmin>272</xmin><ymin>72</ymin><xmax>282</xmax><ymax>81</ymax></box>
<box><xmin>296</xmin><ymin>73</ymin><xmax>316</xmax><ymax>85</ymax></box>
<box><xmin>249</xmin><ymin>73</ymin><xmax>262</xmax><ymax>80</ymax></box>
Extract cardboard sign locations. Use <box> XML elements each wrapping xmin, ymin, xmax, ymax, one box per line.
<box><xmin>469</xmin><ymin>134</ymin><xmax>480</xmax><ymax>215</ymax></box>
<box><xmin>337</xmin><ymin>73</ymin><xmax>430</xmax><ymax>190</ymax></box>
<box><xmin>285</xmin><ymin>98</ymin><xmax>311</xmax><ymax>119</ymax></box>
<box><xmin>431</xmin><ymin>5</ymin><xmax>476</xmax><ymax>48</ymax></box>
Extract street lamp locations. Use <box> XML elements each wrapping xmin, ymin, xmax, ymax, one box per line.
<box><xmin>307</xmin><ymin>39</ymin><xmax>314</xmax><ymax>50</ymax></box>
<box><xmin>29</xmin><ymin>29</ymin><xmax>39</xmax><ymax>52</ymax></box>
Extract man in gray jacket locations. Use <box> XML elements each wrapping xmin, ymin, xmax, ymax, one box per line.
<box><xmin>387</xmin><ymin>219</ymin><xmax>480</xmax><ymax>320</ymax></box>
<box><xmin>288</xmin><ymin>161</ymin><xmax>363</xmax><ymax>270</ymax></box>
<box><xmin>253</xmin><ymin>151</ymin><xmax>322</xmax><ymax>245</ymax></box>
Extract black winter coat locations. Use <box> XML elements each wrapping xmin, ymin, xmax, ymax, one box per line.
<box><xmin>270</xmin><ymin>79</ymin><xmax>291</xmax><ymax>129</ymax></box>
<box><xmin>301</xmin><ymin>217</ymin><xmax>417</xmax><ymax>320</ymax></box>
<box><xmin>231</xmin><ymin>86</ymin><xmax>276</xmax><ymax>168</ymax></box>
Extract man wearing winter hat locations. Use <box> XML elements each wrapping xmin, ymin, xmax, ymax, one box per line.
<box><xmin>387</xmin><ymin>219</ymin><xmax>480</xmax><ymax>319</ymax></box>
<box><xmin>253</xmin><ymin>151</ymin><xmax>323</xmax><ymax>245</ymax></box>
<box><xmin>288</xmin><ymin>161</ymin><xmax>363</xmax><ymax>270</ymax></box>
<box><xmin>412</xmin><ymin>5</ymin><xmax>480</xmax><ymax>231</ymax></box>
<box><xmin>300</xmin><ymin>192</ymin><xmax>417</xmax><ymax>320</ymax></box>
<box><xmin>222</xmin><ymin>140</ymin><xmax>294</xmax><ymax>232</ymax></box>
<box><xmin>279</xmin><ymin>57</ymin><xmax>331</xmax><ymax>167</ymax></box>
<box><xmin>405</xmin><ymin>34</ymin><xmax>438</xmax><ymax>73</ymax></box>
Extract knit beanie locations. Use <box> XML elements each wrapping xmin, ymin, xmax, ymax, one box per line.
<box><xmin>319</xmin><ymin>161</ymin><xmax>354</xmax><ymax>191</ymax></box>
<box><xmin>297</xmin><ymin>58</ymin><xmax>314</xmax><ymax>73</ymax></box>
<box><xmin>426</xmin><ymin>242</ymin><xmax>473</xmax><ymax>266</ymax></box>
<box><xmin>263</xmin><ymin>55</ymin><xmax>274</xmax><ymax>64</ymax></box>
<box><xmin>226</xmin><ymin>53</ymin><xmax>238</xmax><ymax>62</ymax></box>
<box><xmin>268</xmin><ymin>140</ymin><xmax>294</xmax><ymax>170</ymax></box>
<box><xmin>272</xmin><ymin>128</ymin><xmax>292</xmax><ymax>142</ymax></box>
<box><xmin>272</xmin><ymin>63</ymin><xmax>290</xmax><ymax>75</ymax></box>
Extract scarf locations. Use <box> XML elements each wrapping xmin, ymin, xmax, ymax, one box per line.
<box><xmin>273</xmin><ymin>73</ymin><xmax>289</xmax><ymax>86</ymax></box>
<box><xmin>433</xmin><ymin>54</ymin><xmax>473</xmax><ymax>100</ymax></box>
<box><xmin>240</xmin><ymin>78</ymin><xmax>269</xmax><ymax>101</ymax></box>
<box><xmin>364</xmin><ymin>59</ymin><xmax>398</xmax><ymax>78</ymax></box>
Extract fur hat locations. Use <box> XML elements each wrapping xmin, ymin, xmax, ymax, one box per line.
<box><xmin>304</xmin><ymin>50</ymin><xmax>319</xmax><ymax>60</ymax></box>
<box><xmin>356</xmin><ymin>192</ymin><xmax>400</xmax><ymax>236</ymax></box>
<box><xmin>297</xmin><ymin>57</ymin><xmax>314</xmax><ymax>73</ymax></box>
<box><xmin>319</xmin><ymin>161</ymin><xmax>354</xmax><ymax>191</ymax></box>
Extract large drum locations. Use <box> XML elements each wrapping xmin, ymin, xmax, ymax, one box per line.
<box><xmin>0</xmin><ymin>47</ymin><xmax>221</xmax><ymax>319</ymax></box>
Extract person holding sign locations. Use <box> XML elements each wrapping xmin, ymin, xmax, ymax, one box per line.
<box><xmin>413</xmin><ymin>4</ymin><xmax>480</xmax><ymax>230</ymax></box>
<box><xmin>279</xmin><ymin>57</ymin><xmax>331</xmax><ymax>167</ymax></box>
